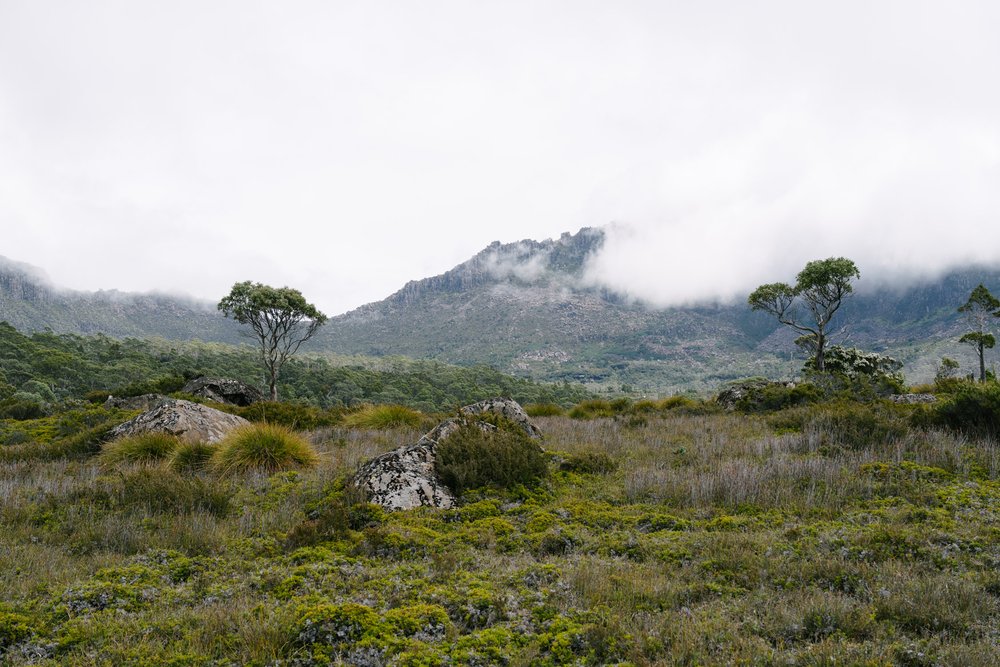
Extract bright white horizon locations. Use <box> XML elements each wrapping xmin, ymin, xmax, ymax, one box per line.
<box><xmin>2</xmin><ymin>1</ymin><xmax>998</xmax><ymax>315</ymax></box>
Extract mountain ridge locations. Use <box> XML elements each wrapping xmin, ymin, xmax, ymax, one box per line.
<box><xmin>4</xmin><ymin>234</ymin><xmax>1000</xmax><ymax>393</ymax></box>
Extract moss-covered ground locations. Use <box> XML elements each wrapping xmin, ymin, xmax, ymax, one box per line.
<box><xmin>0</xmin><ymin>401</ymin><xmax>998</xmax><ymax>665</ymax></box>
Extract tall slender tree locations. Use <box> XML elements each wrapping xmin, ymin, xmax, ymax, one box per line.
<box><xmin>958</xmin><ymin>283</ymin><xmax>1000</xmax><ymax>382</ymax></box>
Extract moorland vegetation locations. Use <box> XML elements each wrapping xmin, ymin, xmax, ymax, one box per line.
<box><xmin>0</xmin><ymin>278</ymin><xmax>998</xmax><ymax>664</ymax></box>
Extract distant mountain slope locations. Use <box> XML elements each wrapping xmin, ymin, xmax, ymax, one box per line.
<box><xmin>322</xmin><ymin>229</ymin><xmax>1000</xmax><ymax>392</ymax></box>
<box><xmin>0</xmin><ymin>256</ymin><xmax>241</xmax><ymax>342</ymax></box>
<box><xmin>4</xmin><ymin>235</ymin><xmax>1000</xmax><ymax>394</ymax></box>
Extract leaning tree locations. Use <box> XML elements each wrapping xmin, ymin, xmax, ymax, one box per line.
<box><xmin>218</xmin><ymin>281</ymin><xmax>328</xmax><ymax>401</ymax></box>
<box><xmin>748</xmin><ymin>257</ymin><xmax>860</xmax><ymax>372</ymax></box>
<box><xmin>958</xmin><ymin>283</ymin><xmax>1000</xmax><ymax>383</ymax></box>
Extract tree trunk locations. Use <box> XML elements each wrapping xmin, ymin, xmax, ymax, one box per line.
<box><xmin>269</xmin><ymin>371</ymin><xmax>278</xmax><ymax>401</ymax></box>
<box><xmin>979</xmin><ymin>342</ymin><xmax>987</xmax><ymax>383</ymax></box>
<box><xmin>815</xmin><ymin>334</ymin><xmax>826</xmax><ymax>372</ymax></box>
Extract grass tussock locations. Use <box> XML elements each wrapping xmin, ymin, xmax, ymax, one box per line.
<box><xmin>1</xmin><ymin>395</ymin><xmax>999</xmax><ymax>664</ymax></box>
<box><xmin>211</xmin><ymin>423</ymin><xmax>319</xmax><ymax>474</ymax></box>
<box><xmin>98</xmin><ymin>432</ymin><xmax>180</xmax><ymax>467</ymax></box>
<box><xmin>342</xmin><ymin>404</ymin><xmax>427</xmax><ymax>430</ymax></box>
<box><xmin>166</xmin><ymin>441</ymin><xmax>216</xmax><ymax>473</ymax></box>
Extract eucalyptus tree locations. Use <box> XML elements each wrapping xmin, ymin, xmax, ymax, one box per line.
<box><xmin>748</xmin><ymin>257</ymin><xmax>860</xmax><ymax>372</ymax></box>
<box><xmin>218</xmin><ymin>282</ymin><xmax>328</xmax><ymax>401</ymax></box>
<box><xmin>958</xmin><ymin>283</ymin><xmax>1000</xmax><ymax>382</ymax></box>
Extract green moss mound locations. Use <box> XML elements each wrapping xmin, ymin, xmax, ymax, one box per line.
<box><xmin>211</xmin><ymin>424</ymin><xmax>319</xmax><ymax>474</ymax></box>
<box><xmin>98</xmin><ymin>432</ymin><xmax>180</xmax><ymax>467</ymax></box>
<box><xmin>436</xmin><ymin>420</ymin><xmax>548</xmax><ymax>494</ymax></box>
<box><xmin>343</xmin><ymin>404</ymin><xmax>426</xmax><ymax>430</ymax></box>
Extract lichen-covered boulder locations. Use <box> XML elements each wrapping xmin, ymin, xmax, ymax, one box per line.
<box><xmin>107</xmin><ymin>398</ymin><xmax>249</xmax><ymax>444</ymax></box>
<box><xmin>354</xmin><ymin>397</ymin><xmax>541</xmax><ymax>511</ymax></box>
<box><xmin>457</xmin><ymin>397</ymin><xmax>542</xmax><ymax>438</ymax></box>
<box><xmin>181</xmin><ymin>377</ymin><xmax>264</xmax><ymax>406</ymax></box>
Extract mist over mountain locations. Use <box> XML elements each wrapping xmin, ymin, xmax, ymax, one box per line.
<box><xmin>4</xmin><ymin>231</ymin><xmax>1000</xmax><ymax>393</ymax></box>
<box><xmin>0</xmin><ymin>255</ymin><xmax>241</xmax><ymax>342</ymax></box>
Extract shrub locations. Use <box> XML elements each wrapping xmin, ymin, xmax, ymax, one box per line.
<box><xmin>524</xmin><ymin>403</ymin><xmax>565</xmax><ymax>417</ymax></box>
<box><xmin>0</xmin><ymin>395</ymin><xmax>48</xmax><ymax>420</ymax></box>
<box><xmin>343</xmin><ymin>404</ymin><xmax>426</xmax><ymax>430</ymax></box>
<box><xmin>436</xmin><ymin>421</ymin><xmax>547</xmax><ymax>494</ymax></box>
<box><xmin>925</xmin><ymin>382</ymin><xmax>1000</xmax><ymax>439</ymax></box>
<box><xmin>568</xmin><ymin>399</ymin><xmax>618</xmax><ymax>419</ymax></box>
<box><xmin>211</xmin><ymin>423</ymin><xmax>319</xmax><ymax>474</ymax></box>
<box><xmin>559</xmin><ymin>450</ymin><xmax>618</xmax><ymax>475</ymax></box>
<box><xmin>99</xmin><ymin>432</ymin><xmax>180</xmax><ymax>467</ymax></box>
<box><xmin>167</xmin><ymin>441</ymin><xmax>216</xmax><ymax>473</ymax></box>
<box><xmin>230</xmin><ymin>401</ymin><xmax>343</xmax><ymax>429</ymax></box>
<box><xmin>0</xmin><ymin>610</ymin><xmax>33</xmax><ymax>650</ymax></box>
<box><xmin>770</xmin><ymin>400</ymin><xmax>908</xmax><ymax>449</ymax></box>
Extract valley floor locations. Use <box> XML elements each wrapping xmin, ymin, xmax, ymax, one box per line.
<box><xmin>1</xmin><ymin>406</ymin><xmax>998</xmax><ymax>665</ymax></box>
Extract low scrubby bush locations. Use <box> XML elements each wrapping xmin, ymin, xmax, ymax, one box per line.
<box><xmin>167</xmin><ymin>441</ymin><xmax>216</xmax><ymax>473</ymax></box>
<box><xmin>924</xmin><ymin>382</ymin><xmax>1000</xmax><ymax>439</ymax></box>
<box><xmin>524</xmin><ymin>403</ymin><xmax>565</xmax><ymax>417</ymax></box>
<box><xmin>770</xmin><ymin>400</ymin><xmax>909</xmax><ymax>449</ymax></box>
<box><xmin>99</xmin><ymin>432</ymin><xmax>180</xmax><ymax>467</ymax></box>
<box><xmin>229</xmin><ymin>401</ymin><xmax>343</xmax><ymax>429</ymax></box>
<box><xmin>211</xmin><ymin>423</ymin><xmax>319</xmax><ymax>474</ymax></box>
<box><xmin>436</xmin><ymin>421</ymin><xmax>548</xmax><ymax>494</ymax></box>
<box><xmin>343</xmin><ymin>404</ymin><xmax>426</xmax><ymax>430</ymax></box>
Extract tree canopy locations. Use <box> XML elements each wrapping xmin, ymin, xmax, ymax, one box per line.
<box><xmin>958</xmin><ymin>283</ymin><xmax>1000</xmax><ymax>382</ymax></box>
<box><xmin>748</xmin><ymin>257</ymin><xmax>860</xmax><ymax>372</ymax></box>
<box><xmin>218</xmin><ymin>282</ymin><xmax>328</xmax><ymax>400</ymax></box>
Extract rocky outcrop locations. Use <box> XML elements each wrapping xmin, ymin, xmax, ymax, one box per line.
<box><xmin>103</xmin><ymin>394</ymin><xmax>171</xmax><ymax>411</ymax></box>
<box><xmin>107</xmin><ymin>398</ymin><xmax>249</xmax><ymax>444</ymax></box>
<box><xmin>889</xmin><ymin>393</ymin><xmax>938</xmax><ymax>404</ymax></box>
<box><xmin>354</xmin><ymin>398</ymin><xmax>542</xmax><ymax>511</ymax></box>
<box><xmin>181</xmin><ymin>377</ymin><xmax>264</xmax><ymax>406</ymax></box>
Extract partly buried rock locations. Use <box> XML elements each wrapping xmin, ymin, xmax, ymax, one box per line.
<box><xmin>181</xmin><ymin>376</ymin><xmax>264</xmax><ymax>406</ymax></box>
<box><xmin>890</xmin><ymin>393</ymin><xmax>938</xmax><ymax>404</ymax></box>
<box><xmin>107</xmin><ymin>398</ymin><xmax>250</xmax><ymax>444</ymax></box>
<box><xmin>354</xmin><ymin>398</ymin><xmax>542</xmax><ymax>511</ymax></box>
<box><xmin>104</xmin><ymin>394</ymin><xmax>171</xmax><ymax>411</ymax></box>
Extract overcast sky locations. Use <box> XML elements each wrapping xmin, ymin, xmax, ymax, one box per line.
<box><xmin>2</xmin><ymin>1</ymin><xmax>998</xmax><ymax>314</ymax></box>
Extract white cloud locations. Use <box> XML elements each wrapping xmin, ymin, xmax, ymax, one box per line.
<box><xmin>0</xmin><ymin>1</ymin><xmax>998</xmax><ymax>313</ymax></box>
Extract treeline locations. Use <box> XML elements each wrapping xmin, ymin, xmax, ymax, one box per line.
<box><xmin>0</xmin><ymin>322</ymin><xmax>591</xmax><ymax>414</ymax></box>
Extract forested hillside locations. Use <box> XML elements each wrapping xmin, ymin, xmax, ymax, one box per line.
<box><xmin>0</xmin><ymin>323</ymin><xmax>591</xmax><ymax>414</ymax></box>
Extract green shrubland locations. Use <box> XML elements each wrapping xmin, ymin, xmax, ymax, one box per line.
<box><xmin>1</xmin><ymin>340</ymin><xmax>999</xmax><ymax>662</ymax></box>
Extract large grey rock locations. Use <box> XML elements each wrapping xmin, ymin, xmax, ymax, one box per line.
<box><xmin>107</xmin><ymin>398</ymin><xmax>250</xmax><ymax>444</ymax></box>
<box><xmin>354</xmin><ymin>397</ymin><xmax>541</xmax><ymax>511</ymax></box>
<box><xmin>181</xmin><ymin>377</ymin><xmax>264</xmax><ymax>406</ymax></box>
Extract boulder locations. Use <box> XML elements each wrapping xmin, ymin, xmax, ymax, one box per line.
<box><xmin>354</xmin><ymin>397</ymin><xmax>541</xmax><ymax>511</ymax></box>
<box><xmin>107</xmin><ymin>398</ymin><xmax>250</xmax><ymax>444</ymax></box>
<box><xmin>181</xmin><ymin>377</ymin><xmax>264</xmax><ymax>406</ymax></box>
<box><xmin>103</xmin><ymin>394</ymin><xmax>171</xmax><ymax>411</ymax></box>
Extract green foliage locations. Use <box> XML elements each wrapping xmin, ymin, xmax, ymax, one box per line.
<box><xmin>558</xmin><ymin>450</ymin><xmax>618</xmax><ymax>475</ymax></box>
<box><xmin>748</xmin><ymin>257</ymin><xmax>860</xmax><ymax>372</ymax></box>
<box><xmin>0</xmin><ymin>321</ymin><xmax>591</xmax><ymax>412</ymax></box>
<box><xmin>343</xmin><ymin>404</ymin><xmax>427</xmax><ymax>430</ymax></box>
<box><xmin>0</xmin><ymin>610</ymin><xmax>33</xmax><ymax>649</ymax></box>
<box><xmin>99</xmin><ymin>432</ymin><xmax>180</xmax><ymax>467</ymax></box>
<box><xmin>218</xmin><ymin>281</ymin><xmax>328</xmax><ymax>400</ymax></box>
<box><xmin>211</xmin><ymin>423</ymin><xmax>319</xmax><ymax>474</ymax></box>
<box><xmin>769</xmin><ymin>400</ymin><xmax>909</xmax><ymax>449</ymax></box>
<box><xmin>804</xmin><ymin>345</ymin><xmax>904</xmax><ymax>391</ymax></box>
<box><xmin>924</xmin><ymin>382</ymin><xmax>1000</xmax><ymax>439</ymax></box>
<box><xmin>524</xmin><ymin>402</ymin><xmax>565</xmax><ymax>417</ymax></box>
<box><xmin>228</xmin><ymin>401</ymin><xmax>343</xmax><ymax>429</ymax></box>
<box><xmin>436</xmin><ymin>421</ymin><xmax>548</xmax><ymax>494</ymax></box>
<box><xmin>166</xmin><ymin>441</ymin><xmax>216</xmax><ymax>473</ymax></box>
